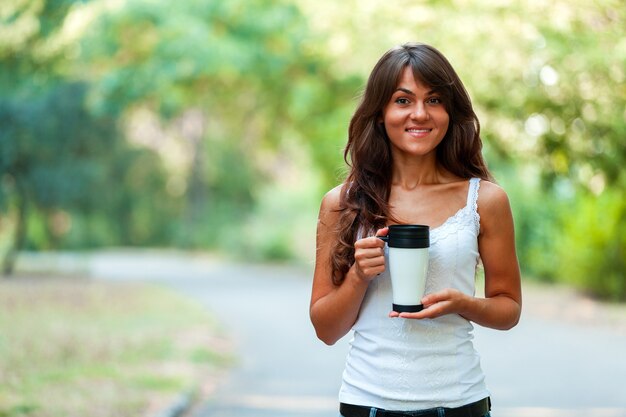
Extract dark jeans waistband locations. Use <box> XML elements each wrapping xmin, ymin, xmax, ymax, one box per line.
<box><xmin>340</xmin><ymin>397</ymin><xmax>491</xmax><ymax>417</ymax></box>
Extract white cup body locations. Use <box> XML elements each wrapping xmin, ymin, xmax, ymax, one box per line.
<box><xmin>388</xmin><ymin>247</ymin><xmax>429</xmax><ymax>308</ymax></box>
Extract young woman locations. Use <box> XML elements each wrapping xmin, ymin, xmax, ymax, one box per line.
<box><xmin>310</xmin><ymin>43</ymin><xmax>522</xmax><ymax>417</ymax></box>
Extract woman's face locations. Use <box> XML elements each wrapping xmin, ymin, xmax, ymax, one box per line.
<box><xmin>381</xmin><ymin>66</ymin><xmax>449</xmax><ymax>159</ymax></box>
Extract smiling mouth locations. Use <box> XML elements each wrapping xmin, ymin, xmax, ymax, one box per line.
<box><xmin>406</xmin><ymin>128</ymin><xmax>432</xmax><ymax>133</ymax></box>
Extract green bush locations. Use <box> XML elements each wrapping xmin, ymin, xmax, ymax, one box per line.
<box><xmin>499</xmin><ymin>168</ymin><xmax>563</xmax><ymax>282</ymax></box>
<box><xmin>502</xmin><ymin>169</ymin><xmax>625</xmax><ymax>301</ymax></box>
<box><xmin>555</xmin><ymin>188</ymin><xmax>626</xmax><ymax>301</ymax></box>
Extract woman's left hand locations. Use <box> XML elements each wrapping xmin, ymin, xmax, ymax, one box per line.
<box><xmin>388</xmin><ymin>183</ymin><xmax>522</xmax><ymax>329</ymax></box>
<box><xmin>388</xmin><ymin>288</ymin><xmax>469</xmax><ymax>319</ymax></box>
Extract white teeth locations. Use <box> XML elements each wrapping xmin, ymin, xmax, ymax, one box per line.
<box><xmin>407</xmin><ymin>129</ymin><xmax>430</xmax><ymax>133</ymax></box>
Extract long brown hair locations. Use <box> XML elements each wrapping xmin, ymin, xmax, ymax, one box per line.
<box><xmin>331</xmin><ymin>42</ymin><xmax>494</xmax><ymax>285</ymax></box>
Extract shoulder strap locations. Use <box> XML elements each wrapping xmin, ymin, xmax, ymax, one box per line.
<box><xmin>466</xmin><ymin>178</ymin><xmax>481</xmax><ymax>232</ymax></box>
<box><xmin>466</xmin><ymin>178</ymin><xmax>481</xmax><ymax>207</ymax></box>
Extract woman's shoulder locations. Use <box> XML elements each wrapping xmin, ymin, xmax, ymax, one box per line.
<box><xmin>319</xmin><ymin>183</ymin><xmax>345</xmax><ymax>213</ymax></box>
<box><xmin>317</xmin><ymin>184</ymin><xmax>347</xmax><ymax>230</ymax></box>
<box><xmin>476</xmin><ymin>180</ymin><xmax>513</xmax><ymax>225</ymax></box>
<box><xmin>477</xmin><ymin>179</ymin><xmax>510</xmax><ymax>205</ymax></box>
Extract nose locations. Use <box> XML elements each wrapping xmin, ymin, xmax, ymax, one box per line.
<box><xmin>411</xmin><ymin>103</ymin><xmax>430</xmax><ymax>120</ymax></box>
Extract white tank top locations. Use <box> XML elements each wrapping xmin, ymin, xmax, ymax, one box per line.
<box><xmin>338</xmin><ymin>178</ymin><xmax>489</xmax><ymax>410</ymax></box>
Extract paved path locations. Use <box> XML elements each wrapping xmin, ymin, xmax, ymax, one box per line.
<box><xmin>29</xmin><ymin>251</ymin><xmax>626</xmax><ymax>417</ymax></box>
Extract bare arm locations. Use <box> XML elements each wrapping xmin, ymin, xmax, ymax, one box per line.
<box><xmin>392</xmin><ymin>182</ymin><xmax>522</xmax><ymax>330</ymax></box>
<box><xmin>309</xmin><ymin>186</ymin><xmax>387</xmax><ymax>345</ymax></box>
<box><xmin>470</xmin><ymin>182</ymin><xmax>522</xmax><ymax>329</ymax></box>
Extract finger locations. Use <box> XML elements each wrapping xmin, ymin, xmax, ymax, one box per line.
<box><xmin>355</xmin><ymin>236</ymin><xmax>386</xmax><ymax>249</ymax></box>
<box><xmin>398</xmin><ymin>311</ymin><xmax>427</xmax><ymax>319</ymax></box>
<box><xmin>421</xmin><ymin>290</ymin><xmax>450</xmax><ymax>307</ymax></box>
<box><xmin>354</xmin><ymin>247</ymin><xmax>385</xmax><ymax>261</ymax></box>
<box><xmin>375</xmin><ymin>227</ymin><xmax>389</xmax><ymax>237</ymax></box>
<box><xmin>356</xmin><ymin>258</ymin><xmax>386</xmax><ymax>272</ymax></box>
<box><xmin>416</xmin><ymin>301</ymin><xmax>452</xmax><ymax>319</ymax></box>
<box><xmin>397</xmin><ymin>300</ymin><xmax>448</xmax><ymax>319</ymax></box>
<box><xmin>399</xmin><ymin>308</ymin><xmax>438</xmax><ymax>319</ymax></box>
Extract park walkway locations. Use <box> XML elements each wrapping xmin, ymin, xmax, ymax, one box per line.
<box><xmin>20</xmin><ymin>250</ymin><xmax>626</xmax><ymax>416</ymax></box>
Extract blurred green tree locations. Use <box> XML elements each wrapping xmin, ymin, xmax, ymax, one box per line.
<box><xmin>0</xmin><ymin>0</ymin><xmax>86</xmax><ymax>95</ymax></box>
<box><xmin>0</xmin><ymin>1</ymin><xmax>176</xmax><ymax>274</ymax></box>
<box><xmin>80</xmin><ymin>0</ymin><xmax>357</xmax><ymax>250</ymax></box>
<box><xmin>0</xmin><ymin>81</ymin><xmax>177</xmax><ymax>274</ymax></box>
<box><xmin>466</xmin><ymin>2</ymin><xmax>626</xmax><ymax>299</ymax></box>
<box><xmin>1</xmin><ymin>0</ymin><xmax>87</xmax><ymax>274</ymax></box>
<box><xmin>0</xmin><ymin>83</ymin><xmax>110</xmax><ymax>274</ymax></box>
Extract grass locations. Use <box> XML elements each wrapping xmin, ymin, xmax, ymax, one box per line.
<box><xmin>0</xmin><ymin>275</ymin><xmax>232</xmax><ymax>417</ymax></box>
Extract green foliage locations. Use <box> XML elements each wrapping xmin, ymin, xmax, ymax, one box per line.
<box><xmin>1</xmin><ymin>82</ymin><xmax>112</xmax><ymax>208</ymax></box>
<box><xmin>0</xmin><ymin>0</ymin><xmax>85</xmax><ymax>94</ymax></box>
<box><xmin>1</xmin><ymin>0</ymin><xmax>625</xmax><ymax>299</ymax></box>
<box><xmin>465</xmin><ymin>1</ymin><xmax>626</xmax><ymax>299</ymax></box>
<box><xmin>239</xmin><ymin>169</ymin><xmax>321</xmax><ymax>262</ymax></box>
<box><xmin>502</xmin><ymin>168</ymin><xmax>626</xmax><ymax>301</ymax></box>
<box><xmin>0</xmin><ymin>81</ymin><xmax>176</xmax><ymax>267</ymax></box>
<box><xmin>78</xmin><ymin>0</ymin><xmax>356</xmax><ymax>250</ymax></box>
<box><xmin>555</xmin><ymin>189</ymin><xmax>626</xmax><ymax>301</ymax></box>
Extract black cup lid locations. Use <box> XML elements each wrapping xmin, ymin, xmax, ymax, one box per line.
<box><xmin>385</xmin><ymin>224</ymin><xmax>429</xmax><ymax>248</ymax></box>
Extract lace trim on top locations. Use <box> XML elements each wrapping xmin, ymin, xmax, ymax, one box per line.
<box><xmin>356</xmin><ymin>178</ymin><xmax>481</xmax><ymax>243</ymax></box>
<box><xmin>430</xmin><ymin>178</ymin><xmax>481</xmax><ymax>245</ymax></box>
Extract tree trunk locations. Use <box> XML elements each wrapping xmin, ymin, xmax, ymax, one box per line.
<box><xmin>2</xmin><ymin>181</ymin><xmax>27</xmax><ymax>277</ymax></box>
<box><xmin>180</xmin><ymin>109</ymin><xmax>207</xmax><ymax>248</ymax></box>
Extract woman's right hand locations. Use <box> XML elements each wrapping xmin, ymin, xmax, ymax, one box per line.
<box><xmin>352</xmin><ymin>227</ymin><xmax>389</xmax><ymax>282</ymax></box>
<box><xmin>310</xmin><ymin>187</ymin><xmax>387</xmax><ymax>345</ymax></box>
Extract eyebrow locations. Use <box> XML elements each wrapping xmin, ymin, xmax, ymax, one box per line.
<box><xmin>395</xmin><ymin>87</ymin><xmax>414</xmax><ymax>95</ymax></box>
<box><xmin>394</xmin><ymin>87</ymin><xmax>439</xmax><ymax>95</ymax></box>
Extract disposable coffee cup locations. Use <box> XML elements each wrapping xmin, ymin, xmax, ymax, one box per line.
<box><xmin>379</xmin><ymin>224</ymin><xmax>430</xmax><ymax>313</ymax></box>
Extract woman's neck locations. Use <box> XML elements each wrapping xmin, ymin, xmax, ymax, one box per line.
<box><xmin>391</xmin><ymin>154</ymin><xmax>453</xmax><ymax>189</ymax></box>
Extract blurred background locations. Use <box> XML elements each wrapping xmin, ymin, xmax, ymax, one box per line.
<box><xmin>1</xmin><ymin>0</ymin><xmax>625</xmax><ymax>300</ymax></box>
<box><xmin>1</xmin><ymin>1</ymin><xmax>626</xmax><ymax>416</ymax></box>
